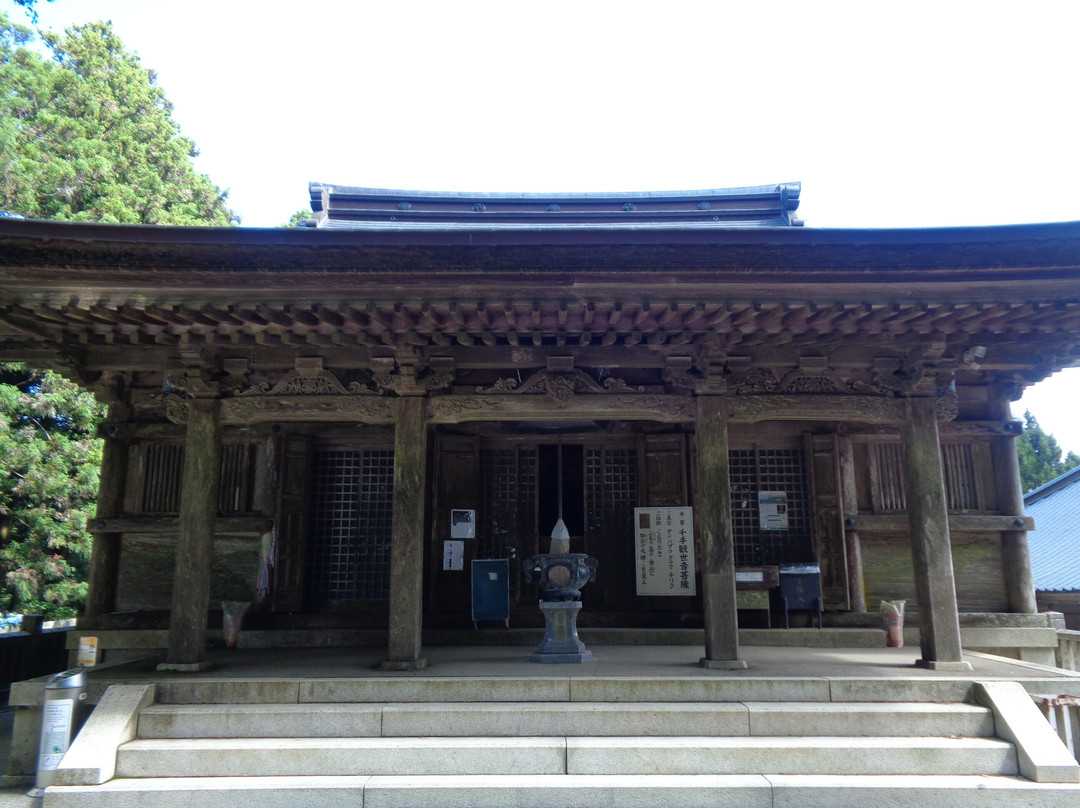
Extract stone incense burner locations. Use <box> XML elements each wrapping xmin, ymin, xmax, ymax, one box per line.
<box><xmin>523</xmin><ymin>527</ymin><xmax>598</xmax><ymax>663</ymax></box>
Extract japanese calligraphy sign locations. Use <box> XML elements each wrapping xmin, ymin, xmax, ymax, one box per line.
<box><xmin>634</xmin><ymin>506</ymin><xmax>696</xmax><ymax>596</ymax></box>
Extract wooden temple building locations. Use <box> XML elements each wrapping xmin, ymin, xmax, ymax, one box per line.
<box><xmin>1</xmin><ymin>182</ymin><xmax>1079</xmax><ymax>672</ymax></box>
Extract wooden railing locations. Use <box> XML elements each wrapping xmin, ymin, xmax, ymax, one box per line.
<box><xmin>1055</xmin><ymin>629</ymin><xmax>1080</xmax><ymax>672</ymax></box>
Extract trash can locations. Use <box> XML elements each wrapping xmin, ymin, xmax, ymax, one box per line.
<box><xmin>28</xmin><ymin>667</ymin><xmax>88</xmax><ymax>797</ymax></box>
<box><xmin>778</xmin><ymin>563</ymin><xmax>822</xmax><ymax>629</ymax></box>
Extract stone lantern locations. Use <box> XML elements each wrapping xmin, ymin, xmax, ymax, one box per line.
<box><xmin>523</xmin><ymin>519</ymin><xmax>598</xmax><ymax>663</ymax></box>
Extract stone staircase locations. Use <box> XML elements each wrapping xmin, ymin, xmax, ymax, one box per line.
<box><xmin>43</xmin><ymin>676</ymin><xmax>1080</xmax><ymax>807</ymax></box>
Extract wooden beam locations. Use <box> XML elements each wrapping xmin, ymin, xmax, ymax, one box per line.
<box><xmin>425</xmin><ymin>393</ymin><xmax>695</xmax><ymax>424</ymax></box>
<box><xmin>726</xmin><ymin>394</ymin><xmax>906</xmax><ymax>424</ymax></box>
<box><xmin>88</xmin><ymin>516</ymin><xmax>273</xmax><ymax>535</ymax></box>
<box><xmin>849</xmin><ymin>514</ymin><xmax>1034</xmax><ymax>533</ymax></box>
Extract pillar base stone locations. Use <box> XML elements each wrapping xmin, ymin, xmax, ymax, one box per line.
<box><xmin>916</xmin><ymin>659</ymin><xmax>973</xmax><ymax>671</ymax></box>
<box><xmin>531</xmin><ymin>651</ymin><xmax>594</xmax><ymax>664</ymax></box>
<box><xmin>700</xmin><ymin>657</ymin><xmax>749</xmax><ymax>670</ymax></box>
<box><xmin>380</xmin><ymin>658</ymin><xmax>428</xmax><ymax>671</ymax></box>
<box><xmin>156</xmin><ymin>661</ymin><xmax>213</xmax><ymax>673</ymax></box>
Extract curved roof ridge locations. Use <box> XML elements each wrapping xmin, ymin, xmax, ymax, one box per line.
<box><xmin>307</xmin><ymin>181</ymin><xmax>803</xmax><ymax>228</ymax></box>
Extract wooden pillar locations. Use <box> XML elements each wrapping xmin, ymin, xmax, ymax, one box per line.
<box><xmin>992</xmin><ymin>435</ymin><xmax>1038</xmax><ymax>613</ymax></box>
<box><xmin>162</xmin><ymin>396</ymin><xmax>222</xmax><ymax>670</ymax></box>
<box><xmin>695</xmin><ymin>396</ymin><xmax>746</xmax><ymax>669</ymax></box>
<box><xmin>382</xmin><ymin>396</ymin><xmax>428</xmax><ymax>670</ymax></box>
<box><xmin>85</xmin><ymin>376</ymin><xmax>131</xmax><ymax>619</ymax></box>
<box><xmin>900</xmin><ymin>397</ymin><xmax>970</xmax><ymax>670</ymax></box>
<box><xmin>83</xmin><ymin>426</ymin><xmax>126</xmax><ymax>617</ymax></box>
<box><xmin>838</xmin><ymin>436</ymin><xmax>867</xmax><ymax>613</ymax></box>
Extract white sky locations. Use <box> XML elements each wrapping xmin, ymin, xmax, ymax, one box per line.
<box><xmin>25</xmin><ymin>0</ymin><xmax>1080</xmax><ymax>453</ymax></box>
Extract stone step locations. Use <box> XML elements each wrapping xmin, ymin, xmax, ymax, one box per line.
<box><xmin>43</xmin><ymin>773</ymin><xmax>1080</xmax><ymax>808</ymax></box>
<box><xmin>117</xmin><ymin>737</ymin><xmax>567</xmax><ymax>778</ymax></box>
<box><xmin>114</xmin><ymin>735</ymin><xmax>1017</xmax><ymax>778</ymax></box>
<box><xmin>148</xmin><ymin>674</ymin><xmax>986</xmax><ymax>706</ymax></box>
<box><xmin>137</xmin><ymin>700</ymin><xmax>995</xmax><ymax>739</ymax></box>
<box><xmin>566</xmin><ymin>736</ymin><xmax>1017</xmax><ymax>776</ymax></box>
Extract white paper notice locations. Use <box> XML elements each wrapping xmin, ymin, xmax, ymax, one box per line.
<box><xmin>443</xmin><ymin>540</ymin><xmax>465</xmax><ymax>571</ymax></box>
<box><xmin>634</xmin><ymin>506</ymin><xmax>696</xmax><ymax>596</ymax></box>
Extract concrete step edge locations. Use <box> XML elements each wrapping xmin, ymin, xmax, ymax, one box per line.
<box><xmin>149</xmin><ymin>676</ymin><xmax>985</xmax><ymax>705</ymax></box>
<box><xmin>565</xmin><ymin>735</ymin><xmax>1017</xmax><ymax>777</ymax></box>
<box><xmin>135</xmin><ymin>701</ymin><xmax>996</xmax><ymax>741</ymax></box>
<box><xmin>42</xmin><ymin>774</ymin><xmax>1080</xmax><ymax>808</ymax></box>
<box><xmin>120</xmin><ymin>735</ymin><xmax>1014</xmax><ymax>751</ymax></box>
<box><xmin>137</xmin><ymin>700</ymin><xmax>994</xmax><ymax>733</ymax></box>
<box><xmin>114</xmin><ymin>736</ymin><xmax>1019</xmax><ymax>779</ymax></box>
<box><xmin>139</xmin><ymin>700</ymin><xmax>992</xmax><ymax>711</ymax></box>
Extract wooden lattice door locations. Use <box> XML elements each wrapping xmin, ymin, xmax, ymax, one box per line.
<box><xmin>302</xmin><ymin>445</ymin><xmax>394</xmax><ymax>607</ymax></box>
<box><xmin>582</xmin><ymin>441</ymin><xmax>641</xmax><ymax>607</ymax></box>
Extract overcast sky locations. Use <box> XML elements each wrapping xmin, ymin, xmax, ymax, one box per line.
<box><xmin>26</xmin><ymin>0</ymin><xmax>1080</xmax><ymax>453</ymax></box>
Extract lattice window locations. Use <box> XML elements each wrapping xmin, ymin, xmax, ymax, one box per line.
<box><xmin>872</xmin><ymin>442</ymin><xmax>906</xmax><ymax>511</ymax></box>
<box><xmin>141</xmin><ymin>443</ymin><xmax>184</xmax><ymax>513</ymax></box>
<box><xmin>941</xmin><ymin>443</ymin><xmax>981</xmax><ymax>510</ymax></box>
<box><xmin>219</xmin><ymin>442</ymin><xmax>255</xmax><ymax>514</ymax></box>
<box><xmin>304</xmin><ymin>449</ymin><xmax>393</xmax><ymax>602</ymax></box>
<box><xmin>478</xmin><ymin>445</ymin><xmax>536</xmax><ymax>602</ymax></box>
<box><xmin>585</xmin><ymin>446</ymin><xmax>639</xmax><ymax>601</ymax></box>
<box><xmin>140</xmin><ymin>440</ymin><xmax>260</xmax><ymax>515</ymax></box>
<box><xmin>729</xmin><ymin>449</ymin><xmax>759</xmax><ymax>565</ymax></box>
<box><xmin>729</xmin><ymin>447</ymin><xmax>812</xmax><ymax>566</ymax></box>
<box><xmin>870</xmin><ymin>441</ymin><xmax>985</xmax><ymax>512</ymax></box>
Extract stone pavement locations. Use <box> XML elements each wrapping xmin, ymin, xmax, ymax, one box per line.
<box><xmin>59</xmin><ymin>642</ymin><xmax>1080</xmax><ymax>685</ymax></box>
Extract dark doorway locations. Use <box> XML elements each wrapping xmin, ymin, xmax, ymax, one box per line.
<box><xmin>537</xmin><ymin>444</ymin><xmax>585</xmax><ymax>542</ymax></box>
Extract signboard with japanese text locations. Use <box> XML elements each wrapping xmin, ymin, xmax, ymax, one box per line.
<box><xmin>634</xmin><ymin>506</ymin><xmax>696</xmax><ymax>596</ymax></box>
<box><xmin>758</xmin><ymin>491</ymin><xmax>789</xmax><ymax>531</ymax></box>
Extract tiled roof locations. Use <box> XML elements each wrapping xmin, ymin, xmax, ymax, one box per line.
<box><xmin>307</xmin><ymin>182</ymin><xmax>805</xmax><ymax>229</ymax></box>
<box><xmin>1025</xmin><ymin>465</ymin><xmax>1080</xmax><ymax>592</ymax></box>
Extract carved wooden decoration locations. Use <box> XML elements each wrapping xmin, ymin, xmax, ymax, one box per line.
<box><xmin>376</xmin><ymin>366</ymin><xmax>454</xmax><ymax>396</ymax></box>
<box><xmin>236</xmin><ymin>366</ymin><xmax>378</xmax><ymax>397</ymax></box>
<box><xmin>477</xmin><ymin>368</ymin><xmax>642</xmax><ymax>405</ymax></box>
<box><xmin>427</xmin><ymin>393</ymin><xmax>693</xmax><ymax>424</ymax></box>
<box><xmin>221</xmin><ymin>396</ymin><xmax>395</xmax><ymax>425</ymax></box>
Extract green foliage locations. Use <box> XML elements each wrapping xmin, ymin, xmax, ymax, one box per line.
<box><xmin>0</xmin><ymin>12</ymin><xmax>239</xmax><ymax>615</ymax></box>
<box><xmin>281</xmin><ymin>209</ymin><xmax>313</xmax><ymax>228</ymax></box>
<box><xmin>9</xmin><ymin>0</ymin><xmax>51</xmax><ymax>24</ymax></box>
<box><xmin>1017</xmin><ymin>410</ymin><xmax>1080</xmax><ymax>493</ymax></box>
<box><xmin>0</xmin><ymin>365</ymin><xmax>105</xmax><ymax>618</ymax></box>
<box><xmin>0</xmin><ymin>12</ymin><xmax>237</xmax><ymax>224</ymax></box>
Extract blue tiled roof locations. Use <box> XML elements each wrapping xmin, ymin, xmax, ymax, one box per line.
<box><xmin>1025</xmin><ymin>465</ymin><xmax>1080</xmax><ymax>592</ymax></box>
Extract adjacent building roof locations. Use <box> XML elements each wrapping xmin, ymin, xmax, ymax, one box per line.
<box><xmin>1025</xmin><ymin>466</ymin><xmax>1080</xmax><ymax>592</ymax></box>
<box><xmin>307</xmin><ymin>182</ymin><xmax>805</xmax><ymax>229</ymax></box>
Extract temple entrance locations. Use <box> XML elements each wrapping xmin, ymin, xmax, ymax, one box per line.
<box><xmin>285</xmin><ymin>425</ymin><xmax>818</xmax><ymax>627</ymax></box>
<box><xmin>427</xmin><ymin>431</ymin><xmax>672</xmax><ymax>625</ymax></box>
<box><xmin>425</xmin><ymin>426</ymin><xmax>817</xmax><ymax>628</ymax></box>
